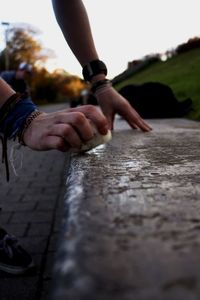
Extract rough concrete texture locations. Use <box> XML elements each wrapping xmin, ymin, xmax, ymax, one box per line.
<box><xmin>52</xmin><ymin>118</ymin><xmax>200</xmax><ymax>300</ymax></box>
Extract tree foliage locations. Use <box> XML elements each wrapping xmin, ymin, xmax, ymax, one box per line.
<box><xmin>0</xmin><ymin>23</ymin><xmax>88</xmax><ymax>103</ymax></box>
<box><xmin>176</xmin><ymin>36</ymin><xmax>200</xmax><ymax>54</ymax></box>
<box><xmin>31</xmin><ymin>68</ymin><xmax>87</xmax><ymax>103</ymax></box>
<box><xmin>0</xmin><ymin>24</ymin><xmax>53</xmax><ymax>70</ymax></box>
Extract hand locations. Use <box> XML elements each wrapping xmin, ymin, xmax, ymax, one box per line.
<box><xmin>23</xmin><ymin>105</ymin><xmax>108</xmax><ymax>151</ymax></box>
<box><xmin>96</xmin><ymin>86</ymin><xmax>152</xmax><ymax>131</ymax></box>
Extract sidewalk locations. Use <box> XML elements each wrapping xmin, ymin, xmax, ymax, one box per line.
<box><xmin>52</xmin><ymin>117</ymin><xmax>200</xmax><ymax>300</ymax></box>
<box><xmin>0</xmin><ymin>103</ymin><xmax>69</xmax><ymax>300</ymax></box>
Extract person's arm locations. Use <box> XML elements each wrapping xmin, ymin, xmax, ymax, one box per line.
<box><xmin>52</xmin><ymin>0</ymin><xmax>152</xmax><ymax>132</ymax></box>
<box><xmin>52</xmin><ymin>0</ymin><xmax>98</xmax><ymax>66</ymax></box>
<box><xmin>0</xmin><ymin>78</ymin><xmax>16</xmax><ymax>108</ymax></box>
<box><xmin>22</xmin><ymin>105</ymin><xmax>108</xmax><ymax>151</ymax></box>
<box><xmin>0</xmin><ymin>76</ymin><xmax>108</xmax><ymax>181</ymax></box>
<box><xmin>0</xmin><ymin>76</ymin><xmax>108</xmax><ymax>152</ymax></box>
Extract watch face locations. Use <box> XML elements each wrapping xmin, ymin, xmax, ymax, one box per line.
<box><xmin>83</xmin><ymin>60</ymin><xmax>107</xmax><ymax>81</ymax></box>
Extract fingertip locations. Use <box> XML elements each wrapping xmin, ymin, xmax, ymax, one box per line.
<box><xmin>145</xmin><ymin>123</ymin><xmax>153</xmax><ymax>131</ymax></box>
<box><xmin>96</xmin><ymin>118</ymin><xmax>111</xmax><ymax>135</ymax></box>
<box><xmin>98</xmin><ymin>125</ymin><xmax>109</xmax><ymax>135</ymax></box>
<box><xmin>144</xmin><ymin>126</ymin><xmax>153</xmax><ymax>132</ymax></box>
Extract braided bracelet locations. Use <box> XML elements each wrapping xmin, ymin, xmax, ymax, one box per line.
<box><xmin>18</xmin><ymin>110</ymin><xmax>43</xmax><ymax>145</ymax></box>
<box><xmin>91</xmin><ymin>79</ymin><xmax>112</xmax><ymax>94</ymax></box>
<box><xmin>94</xmin><ymin>84</ymin><xmax>113</xmax><ymax>97</ymax></box>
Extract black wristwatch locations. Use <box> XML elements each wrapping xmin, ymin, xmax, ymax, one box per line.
<box><xmin>82</xmin><ymin>60</ymin><xmax>107</xmax><ymax>82</ymax></box>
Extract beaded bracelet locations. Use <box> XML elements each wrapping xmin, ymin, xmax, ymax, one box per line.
<box><xmin>18</xmin><ymin>110</ymin><xmax>43</xmax><ymax>145</ymax></box>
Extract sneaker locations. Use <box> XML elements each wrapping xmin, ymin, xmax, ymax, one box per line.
<box><xmin>0</xmin><ymin>228</ymin><xmax>35</xmax><ymax>275</ymax></box>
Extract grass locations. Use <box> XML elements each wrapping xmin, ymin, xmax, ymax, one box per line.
<box><xmin>114</xmin><ymin>48</ymin><xmax>200</xmax><ymax>120</ymax></box>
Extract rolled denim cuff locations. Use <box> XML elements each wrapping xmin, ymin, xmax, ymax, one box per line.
<box><xmin>0</xmin><ymin>96</ymin><xmax>37</xmax><ymax>139</ymax></box>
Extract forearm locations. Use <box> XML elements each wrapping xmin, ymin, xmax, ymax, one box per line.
<box><xmin>52</xmin><ymin>0</ymin><xmax>99</xmax><ymax>66</ymax></box>
<box><xmin>0</xmin><ymin>77</ymin><xmax>39</xmax><ymax>143</ymax></box>
<box><xmin>0</xmin><ymin>78</ymin><xmax>15</xmax><ymax>108</ymax></box>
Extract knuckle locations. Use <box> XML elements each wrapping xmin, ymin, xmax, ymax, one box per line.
<box><xmin>62</xmin><ymin>124</ymin><xmax>71</xmax><ymax>136</ymax></box>
<box><xmin>54</xmin><ymin>113</ymin><xmax>64</xmax><ymax>123</ymax></box>
<box><xmin>73</xmin><ymin>112</ymin><xmax>86</xmax><ymax>125</ymax></box>
<box><xmin>85</xmin><ymin>104</ymin><xmax>97</xmax><ymax>112</ymax></box>
<box><xmin>80</xmin><ymin>104</ymin><xmax>97</xmax><ymax>115</ymax></box>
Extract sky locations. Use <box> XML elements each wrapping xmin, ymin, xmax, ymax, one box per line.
<box><xmin>0</xmin><ymin>0</ymin><xmax>199</xmax><ymax>78</ymax></box>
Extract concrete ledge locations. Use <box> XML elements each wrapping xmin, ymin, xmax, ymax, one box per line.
<box><xmin>52</xmin><ymin>118</ymin><xmax>200</xmax><ymax>300</ymax></box>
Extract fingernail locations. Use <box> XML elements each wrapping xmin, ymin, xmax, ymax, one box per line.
<box><xmin>99</xmin><ymin>126</ymin><xmax>108</xmax><ymax>135</ymax></box>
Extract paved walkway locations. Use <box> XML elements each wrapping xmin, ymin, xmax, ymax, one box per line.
<box><xmin>0</xmin><ymin>103</ymin><xmax>69</xmax><ymax>300</ymax></box>
<box><xmin>52</xmin><ymin>117</ymin><xmax>200</xmax><ymax>300</ymax></box>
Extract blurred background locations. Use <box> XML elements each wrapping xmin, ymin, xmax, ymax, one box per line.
<box><xmin>0</xmin><ymin>0</ymin><xmax>199</xmax><ymax>118</ymax></box>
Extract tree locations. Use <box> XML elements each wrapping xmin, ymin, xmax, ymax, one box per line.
<box><xmin>31</xmin><ymin>67</ymin><xmax>59</xmax><ymax>103</ymax></box>
<box><xmin>176</xmin><ymin>36</ymin><xmax>200</xmax><ymax>54</ymax></box>
<box><xmin>0</xmin><ymin>24</ymin><xmax>54</xmax><ymax>70</ymax></box>
<box><xmin>0</xmin><ymin>23</ymin><xmax>86</xmax><ymax>104</ymax></box>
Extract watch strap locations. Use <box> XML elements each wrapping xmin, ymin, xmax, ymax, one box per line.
<box><xmin>82</xmin><ymin>60</ymin><xmax>107</xmax><ymax>81</ymax></box>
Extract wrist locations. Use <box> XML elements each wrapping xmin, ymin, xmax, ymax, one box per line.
<box><xmin>91</xmin><ymin>79</ymin><xmax>111</xmax><ymax>93</ymax></box>
<box><xmin>18</xmin><ymin>110</ymin><xmax>43</xmax><ymax>146</ymax></box>
<box><xmin>90</xmin><ymin>79</ymin><xmax>112</xmax><ymax>99</ymax></box>
<box><xmin>0</xmin><ymin>95</ymin><xmax>38</xmax><ymax>140</ymax></box>
<box><xmin>90</xmin><ymin>74</ymin><xmax>106</xmax><ymax>84</ymax></box>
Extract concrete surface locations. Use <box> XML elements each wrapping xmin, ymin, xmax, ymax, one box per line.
<box><xmin>52</xmin><ymin>117</ymin><xmax>200</xmax><ymax>300</ymax></box>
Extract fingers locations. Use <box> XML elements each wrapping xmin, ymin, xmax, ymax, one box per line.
<box><xmin>50</xmin><ymin>123</ymin><xmax>83</xmax><ymax>148</ymax></box>
<box><xmin>53</xmin><ymin>111</ymin><xmax>95</xmax><ymax>141</ymax></box>
<box><xmin>118</xmin><ymin>101</ymin><xmax>152</xmax><ymax>132</ymax></box>
<box><xmin>42</xmin><ymin>136</ymin><xmax>69</xmax><ymax>152</ymax></box>
<box><xmin>68</xmin><ymin>105</ymin><xmax>108</xmax><ymax>135</ymax></box>
<box><xmin>24</xmin><ymin>99</ymin><xmax>152</xmax><ymax>153</ymax></box>
<box><xmin>96</xmin><ymin>86</ymin><xmax>152</xmax><ymax>132</ymax></box>
<box><xmin>24</xmin><ymin>106</ymin><xmax>109</xmax><ymax>152</ymax></box>
<box><xmin>44</xmin><ymin>108</ymin><xmax>108</xmax><ymax>151</ymax></box>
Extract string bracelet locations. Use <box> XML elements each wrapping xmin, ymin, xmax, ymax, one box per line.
<box><xmin>0</xmin><ymin>93</ymin><xmax>22</xmax><ymax>127</ymax></box>
<box><xmin>0</xmin><ymin>94</ymin><xmax>40</xmax><ymax>181</ymax></box>
<box><xmin>91</xmin><ymin>79</ymin><xmax>112</xmax><ymax>94</ymax></box>
<box><xmin>0</xmin><ymin>93</ymin><xmax>22</xmax><ymax>181</ymax></box>
<box><xmin>90</xmin><ymin>79</ymin><xmax>112</xmax><ymax>98</ymax></box>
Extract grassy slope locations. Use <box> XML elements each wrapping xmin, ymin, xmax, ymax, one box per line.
<box><xmin>114</xmin><ymin>48</ymin><xmax>200</xmax><ymax>120</ymax></box>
